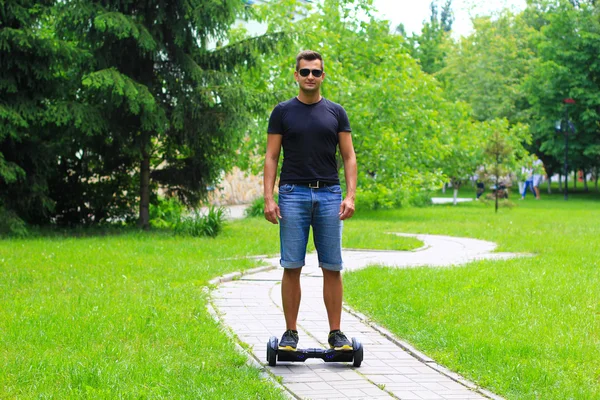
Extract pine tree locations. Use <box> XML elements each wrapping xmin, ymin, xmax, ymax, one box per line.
<box><xmin>0</xmin><ymin>0</ymin><xmax>85</xmax><ymax>232</ymax></box>
<box><xmin>55</xmin><ymin>0</ymin><xmax>280</xmax><ymax>228</ymax></box>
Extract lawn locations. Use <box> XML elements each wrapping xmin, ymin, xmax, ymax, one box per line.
<box><xmin>344</xmin><ymin>188</ymin><xmax>600</xmax><ymax>399</ymax></box>
<box><xmin>0</xmin><ymin>225</ymin><xmax>285</xmax><ymax>399</ymax></box>
<box><xmin>0</xmin><ymin>218</ymin><xmax>417</xmax><ymax>398</ymax></box>
<box><xmin>2</xmin><ymin>188</ymin><xmax>598</xmax><ymax>399</ymax></box>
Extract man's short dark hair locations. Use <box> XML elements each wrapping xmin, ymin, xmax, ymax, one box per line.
<box><xmin>296</xmin><ymin>50</ymin><xmax>324</xmax><ymax>71</ymax></box>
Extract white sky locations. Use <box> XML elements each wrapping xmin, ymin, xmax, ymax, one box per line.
<box><xmin>371</xmin><ymin>0</ymin><xmax>527</xmax><ymax>38</ymax></box>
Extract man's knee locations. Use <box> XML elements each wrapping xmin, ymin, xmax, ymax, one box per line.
<box><xmin>321</xmin><ymin>268</ymin><xmax>341</xmax><ymax>281</ymax></box>
<box><xmin>283</xmin><ymin>267</ymin><xmax>302</xmax><ymax>280</ymax></box>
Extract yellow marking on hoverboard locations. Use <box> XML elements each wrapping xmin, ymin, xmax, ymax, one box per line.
<box><xmin>333</xmin><ymin>344</ymin><xmax>353</xmax><ymax>351</ymax></box>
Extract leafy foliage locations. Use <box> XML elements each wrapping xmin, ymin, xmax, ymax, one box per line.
<box><xmin>0</xmin><ymin>0</ymin><xmax>88</xmax><ymax>232</ymax></box>
<box><xmin>0</xmin><ymin>0</ymin><xmax>283</xmax><ymax>231</ymax></box>
<box><xmin>438</xmin><ymin>1</ymin><xmax>600</xmax><ymax>189</ymax></box>
<box><xmin>54</xmin><ymin>0</ymin><xmax>283</xmax><ymax>229</ymax></box>
<box><xmin>439</xmin><ymin>11</ymin><xmax>535</xmax><ymax>124</ymax></box>
<box><xmin>524</xmin><ymin>0</ymin><xmax>600</xmax><ymax>185</ymax></box>
<box><xmin>174</xmin><ymin>206</ymin><xmax>226</xmax><ymax>238</ymax></box>
<box><xmin>404</xmin><ymin>1</ymin><xmax>454</xmax><ymax>75</ymax></box>
<box><xmin>481</xmin><ymin>119</ymin><xmax>531</xmax><ymax>212</ymax></box>
<box><xmin>149</xmin><ymin>196</ymin><xmax>186</xmax><ymax>229</ymax></box>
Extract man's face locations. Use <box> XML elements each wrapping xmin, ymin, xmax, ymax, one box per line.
<box><xmin>295</xmin><ymin>59</ymin><xmax>325</xmax><ymax>93</ymax></box>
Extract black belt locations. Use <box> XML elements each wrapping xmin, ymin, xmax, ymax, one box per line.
<box><xmin>294</xmin><ymin>181</ymin><xmax>337</xmax><ymax>189</ymax></box>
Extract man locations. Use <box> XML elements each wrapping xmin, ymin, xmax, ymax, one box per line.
<box><xmin>532</xmin><ymin>158</ymin><xmax>544</xmax><ymax>200</ymax></box>
<box><xmin>263</xmin><ymin>50</ymin><xmax>357</xmax><ymax>352</ymax></box>
<box><xmin>521</xmin><ymin>165</ymin><xmax>535</xmax><ymax>200</ymax></box>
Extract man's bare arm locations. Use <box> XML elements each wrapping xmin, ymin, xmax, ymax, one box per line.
<box><xmin>264</xmin><ymin>134</ymin><xmax>283</xmax><ymax>224</ymax></box>
<box><xmin>338</xmin><ymin>131</ymin><xmax>357</xmax><ymax>220</ymax></box>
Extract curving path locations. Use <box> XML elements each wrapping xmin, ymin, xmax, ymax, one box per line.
<box><xmin>210</xmin><ymin>234</ymin><xmax>525</xmax><ymax>400</ymax></box>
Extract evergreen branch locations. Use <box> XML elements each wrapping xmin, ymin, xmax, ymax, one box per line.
<box><xmin>194</xmin><ymin>32</ymin><xmax>288</xmax><ymax>72</ymax></box>
<box><xmin>93</xmin><ymin>11</ymin><xmax>157</xmax><ymax>52</ymax></box>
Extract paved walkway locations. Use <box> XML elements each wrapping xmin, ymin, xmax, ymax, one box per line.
<box><xmin>210</xmin><ymin>233</ymin><xmax>525</xmax><ymax>400</ymax></box>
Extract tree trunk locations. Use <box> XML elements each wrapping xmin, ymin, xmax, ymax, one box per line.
<box><xmin>453</xmin><ymin>188</ymin><xmax>458</xmax><ymax>205</ymax></box>
<box><xmin>583</xmin><ymin>169</ymin><xmax>589</xmax><ymax>192</ymax></box>
<box><xmin>558</xmin><ymin>174</ymin><xmax>562</xmax><ymax>191</ymax></box>
<box><xmin>138</xmin><ymin>134</ymin><xmax>151</xmax><ymax>230</ymax></box>
<box><xmin>495</xmin><ymin>177</ymin><xmax>499</xmax><ymax>213</ymax></box>
<box><xmin>574</xmin><ymin>171</ymin><xmax>577</xmax><ymax>189</ymax></box>
<box><xmin>442</xmin><ymin>182</ymin><xmax>446</xmax><ymax>193</ymax></box>
<box><xmin>595</xmin><ymin>167</ymin><xmax>599</xmax><ymax>192</ymax></box>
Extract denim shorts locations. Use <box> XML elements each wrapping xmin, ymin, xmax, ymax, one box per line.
<box><xmin>278</xmin><ymin>183</ymin><xmax>343</xmax><ymax>271</ymax></box>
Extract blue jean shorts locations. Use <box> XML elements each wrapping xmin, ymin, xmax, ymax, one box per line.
<box><xmin>278</xmin><ymin>183</ymin><xmax>343</xmax><ymax>271</ymax></box>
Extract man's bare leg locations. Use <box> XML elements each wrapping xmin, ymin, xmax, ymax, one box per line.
<box><xmin>281</xmin><ymin>268</ymin><xmax>302</xmax><ymax>330</ymax></box>
<box><xmin>322</xmin><ymin>268</ymin><xmax>343</xmax><ymax>331</ymax></box>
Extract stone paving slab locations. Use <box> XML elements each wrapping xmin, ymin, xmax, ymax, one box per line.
<box><xmin>210</xmin><ymin>233</ymin><xmax>519</xmax><ymax>400</ymax></box>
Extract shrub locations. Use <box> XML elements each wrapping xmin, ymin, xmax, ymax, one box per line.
<box><xmin>409</xmin><ymin>191</ymin><xmax>433</xmax><ymax>207</ymax></box>
<box><xmin>0</xmin><ymin>206</ymin><xmax>28</xmax><ymax>236</ymax></box>
<box><xmin>174</xmin><ymin>206</ymin><xmax>226</xmax><ymax>237</ymax></box>
<box><xmin>245</xmin><ymin>195</ymin><xmax>277</xmax><ymax>218</ymax></box>
<box><xmin>149</xmin><ymin>197</ymin><xmax>186</xmax><ymax>229</ymax></box>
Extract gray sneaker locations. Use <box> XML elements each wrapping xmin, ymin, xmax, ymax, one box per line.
<box><xmin>328</xmin><ymin>330</ymin><xmax>352</xmax><ymax>351</ymax></box>
<box><xmin>279</xmin><ymin>329</ymin><xmax>299</xmax><ymax>351</ymax></box>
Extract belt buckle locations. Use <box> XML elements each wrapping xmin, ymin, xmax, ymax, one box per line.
<box><xmin>309</xmin><ymin>181</ymin><xmax>320</xmax><ymax>189</ymax></box>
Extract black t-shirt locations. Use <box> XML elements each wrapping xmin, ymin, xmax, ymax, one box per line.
<box><xmin>267</xmin><ymin>97</ymin><xmax>351</xmax><ymax>185</ymax></box>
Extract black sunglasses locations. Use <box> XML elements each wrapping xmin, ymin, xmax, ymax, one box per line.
<box><xmin>298</xmin><ymin>68</ymin><xmax>323</xmax><ymax>78</ymax></box>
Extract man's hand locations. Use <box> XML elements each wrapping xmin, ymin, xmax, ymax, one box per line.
<box><xmin>339</xmin><ymin>197</ymin><xmax>355</xmax><ymax>220</ymax></box>
<box><xmin>264</xmin><ymin>198</ymin><xmax>282</xmax><ymax>224</ymax></box>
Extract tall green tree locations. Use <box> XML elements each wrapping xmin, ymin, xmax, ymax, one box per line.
<box><xmin>406</xmin><ymin>0</ymin><xmax>454</xmax><ymax>75</ymax></box>
<box><xmin>524</xmin><ymin>0</ymin><xmax>600</xmax><ymax>191</ymax></box>
<box><xmin>55</xmin><ymin>0</ymin><xmax>280</xmax><ymax>228</ymax></box>
<box><xmin>0</xmin><ymin>0</ymin><xmax>87</xmax><ymax>233</ymax></box>
<box><xmin>439</xmin><ymin>11</ymin><xmax>535</xmax><ymax>123</ymax></box>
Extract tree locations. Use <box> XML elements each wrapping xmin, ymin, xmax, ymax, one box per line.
<box><xmin>481</xmin><ymin>119</ymin><xmax>530</xmax><ymax>212</ymax></box>
<box><xmin>438</xmin><ymin>10</ymin><xmax>535</xmax><ymax>124</ymax></box>
<box><xmin>406</xmin><ymin>0</ymin><xmax>454</xmax><ymax>75</ymax></box>
<box><xmin>0</xmin><ymin>0</ymin><xmax>87</xmax><ymax>233</ymax></box>
<box><xmin>438</xmin><ymin>106</ymin><xmax>487</xmax><ymax>205</ymax></box>
<box><xmin>54</xmin><ymin>0</ymin><xmax>281</xmax><ymax>228</ymax></box>
<box><xmin>524</xmin><ymin>0</ymin><xmax>600</xmax><ymax>192</ymax></box>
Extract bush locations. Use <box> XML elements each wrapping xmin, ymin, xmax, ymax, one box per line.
<box><xmin>174</xmin><ymin>206</ymin><xmax>226</xmax><ymax>237</ymax></box>
<box><xmin>245</xmin><ymin>195</ymin><xmax>277</xmax><ymax>218</ymax></box>
<box><xmin>409</xmin><ymin>191</ymin><xmax>433</xmax><ymax>207</ymax></box>
<box><xmin>0</xmin><ymin>206</ymin><xmax>28</xmax><ymax>237</ymax></box>
<box><xmin>149</xmin><ymin>197</ymin><xmax>186</xmax><ymax>229</ymax></box>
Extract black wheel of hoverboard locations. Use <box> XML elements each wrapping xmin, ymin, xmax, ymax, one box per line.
<box><xmin>352</xmin><ymin>337</ymin><xmax>363</xmax><ymax>367</ymax></box>
<box><xmin>266</xmin><ymin>336</ymin><xmax>278</xmax><ymax>366</ymax></box>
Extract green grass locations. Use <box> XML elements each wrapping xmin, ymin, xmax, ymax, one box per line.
<box><xmin>0</xmin><ymin>223</ymin><xmax>286</xmax><ymax>399</ymax></box>
<box><xmin>343</xmin><ymin>189</ymin><xmax>600</xmax><ymax>400</ymax></box>
<box><xmin>0</xmin><ymin>216</ymin><xmax>418</xmax><ymax>398</ymax></box>
<box><xmin>3</xmin><ymin>190</ymin><xmax>598</xmax><ymax>399</ymax></box>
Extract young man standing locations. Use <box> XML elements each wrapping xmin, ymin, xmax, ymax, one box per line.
<box><xmin>263</xmin><ymin>50</ymin><xmax>357</xmax><ymax>352</ymax></box>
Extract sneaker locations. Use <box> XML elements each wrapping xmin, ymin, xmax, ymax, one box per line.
<box><xmin>328</xmin><ymin>330</ymin><xmax>353</xmax><ymax>351</ymax></box>
<box><xmin>278</xmin><ymin>329</ymin><xmax>299</xmax><ymax>351</ymax></box>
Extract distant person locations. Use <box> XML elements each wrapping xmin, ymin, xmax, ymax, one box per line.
<box><xmin>521</xmin><ymin>165</ymin><xmax>535</xmax><ymax>200</ymax></box>
<box><xmin>532</xmin><ymin>158</ymin><xmax>544</xmax><ymax>200</ymax></box>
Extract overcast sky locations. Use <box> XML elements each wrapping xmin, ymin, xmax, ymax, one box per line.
<box><xmin>371</xmin><ymin>0</ymin><xmax>527</xmax><ymax>38</ymax></box>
